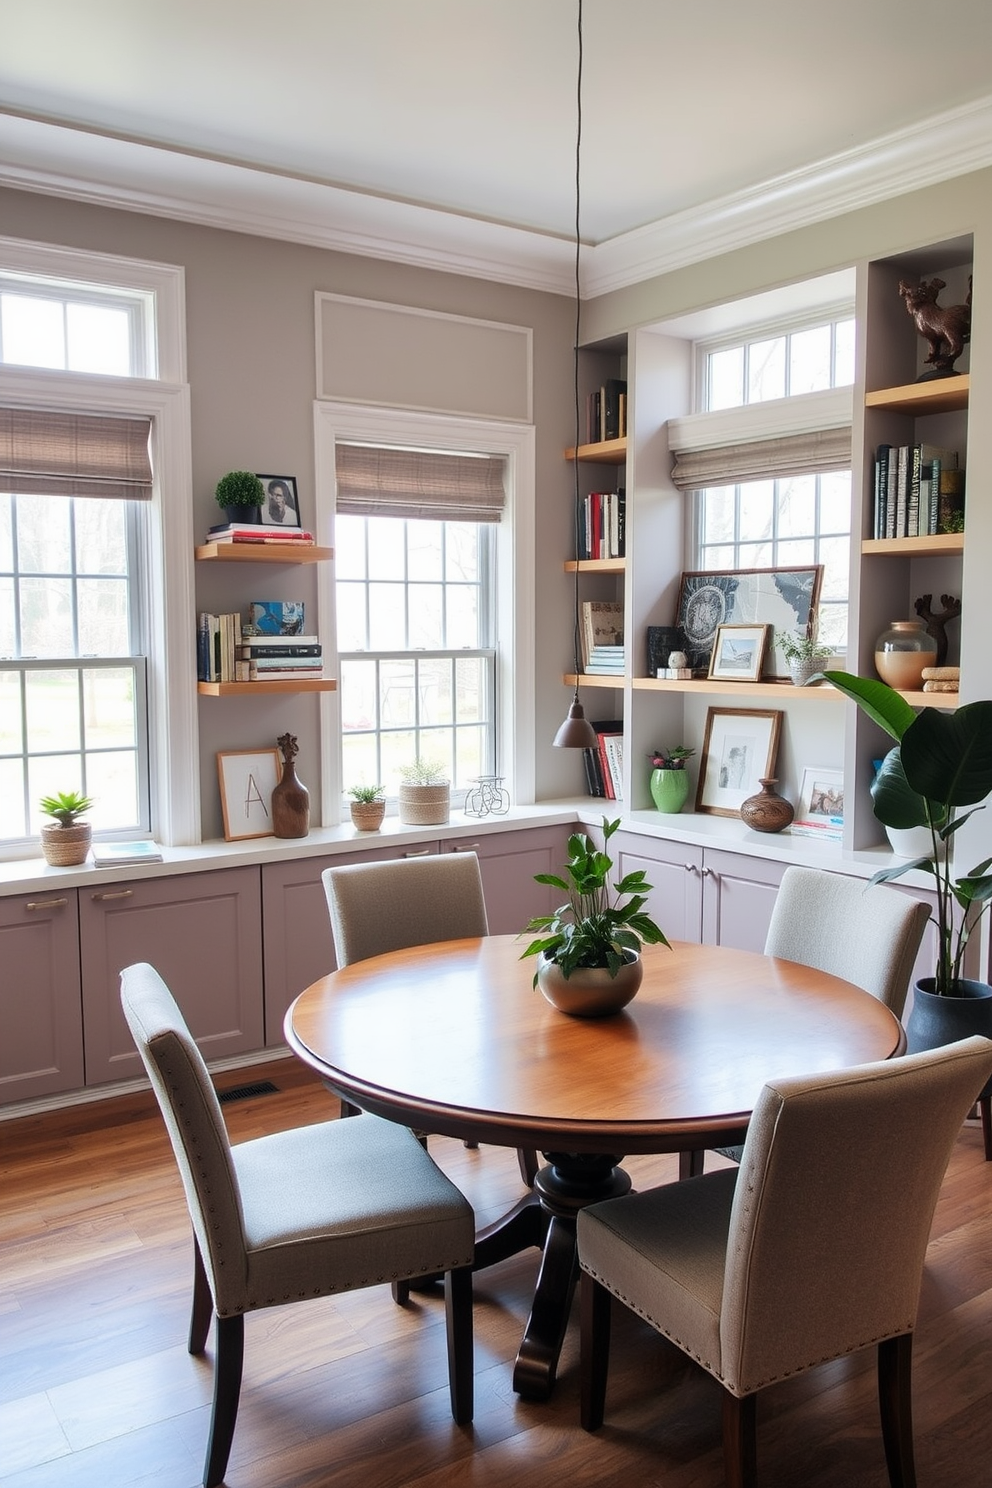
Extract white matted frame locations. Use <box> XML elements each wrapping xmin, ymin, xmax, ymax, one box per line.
<box><xmin>707</xmin><ymin>623</ymin><xmax>769</xmax><ymax>683</ymax></box>
<box><xmin>217</xmin><ymin>748</ymin><xmax>281</xmax><ymax>841</ymax></box>
<box><xmin>792</xmin><ymin>765</ymin><xmax>845</xmax><ymax>841</ymax></box>
<box><xmin>696</xmin><ymin>708</ymin><xmax>783</xmax><ymax>817</ymax></box>
<box><xmin>256</xmin><ymin>474</ymin><xmax>300</xmax><ymax>529</ymax></box>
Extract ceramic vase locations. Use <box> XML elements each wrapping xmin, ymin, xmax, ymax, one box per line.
<box><xmin>874</xmin><ymin>620</ymin><xmax>938</xmax><ymax>691</ymax></box>
<box><xmin>740</xmin><ymin>778</ymin><xmax>794</xmax><ymax>834</ymax></box>
<box><xmin>272</xmin><ymin>756</ymin><xmax>310</xmax><ymax>838</ymax></box>
<box><xmin>536</xmin><ymin>951</ymin><xmax>643</xmax><ymax>1018</ymax></box>
<box><xmin>649</xmin><ymin>768</ymin><xmax>690</xmax><ymax>814</ymax></box>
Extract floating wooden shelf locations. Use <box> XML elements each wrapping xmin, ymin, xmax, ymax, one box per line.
<box><xmin>630</xmin><ymin>678</ymin><xmax>842</xmax><ymax>699</ymax></box>
<box><xmin>861</xmin><ymin>533</ymin><xmax>963</xmax><ymax>556</ymax></box>
<box><xmin>864</xmin><ymin>374</ymin><xmax>969</xmax><ymax>417</ymax></box>
<box><xmin>194</xmin><ymin>543</ymin><xmax>333</xmax><ymax>562</ymax></box>
<box><xmin>564</xmin><ymin>673</ymin><xmax>625</xmax><ymax>690</ymax></box>
<box><xmin>564</xmin><ymin>557</ymin><xmax>626</xmax><ymax>574</ymax></box>
<box><xmin>197</xmin><ymin>679</ymin><xmax>337</xmax><ymax>696</ymax></box>
<box><xmin>564</xmin><ymin>436</ymin><xmax>627</xmax><ymax>465</ymax></box>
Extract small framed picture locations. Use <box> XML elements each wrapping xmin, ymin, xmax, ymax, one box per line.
<box><xmin>217</xmin><ymin>748</ymin><xmax>282</xmax><ymax>841</ymax></box>
<box><xmin>792</xmin><ymin>766</ymin><xmax>845</xmax><ymax>841</ymax></box>
<box><xmin>707</xmin><ymin>623</ymin><xmax>770</xmax><ymax>683</ymax></box>
<box><xmin>256</xmin><ymin>474</ymin><xmax>301</xmax><ymax>530</ymax></box>
<box><xmin>696</xmin><ymin>707</ymin><xmax>783</xmax><ymax>817</ymax></box>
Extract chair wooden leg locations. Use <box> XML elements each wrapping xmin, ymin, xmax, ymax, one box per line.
<box><xmin>518</xmin><ymin>1147</ymin><xmax>540</xmax><ymax>1186</ymax></box>
<box><xmin>878</xmin><ymin>1333</ymin><xmax>917</xmax><ymax>1488</ymax></box>
<box><xmin>188</xmin><ymin>1237</ymin><xmax>213</xmax><ymax>1355</ymax></box>
<box><xmin>721</xmin><ymin>1391</ymin><xmax>757</xmax><ymax>1488</ymax></box>
<box><xmin>980</xmin><ymin>1095</ymin><xmax>991</xmax><ymax>1160</ymax></box>
<box><xmin>579</xmin><ymin>1271</ymin><xmax>612</xmax><ymax>1431</ymax></box>
<box><xmin>391</xmin><ymin>1279</ymin><xmax>411</xmax><ymax>1304</ymax></box>
<box><xmin>444</xmin><ymin>1264</ymin><xmax>474</xmax><ymax>1425</ymax></box>
<box><xmin>679</xmin><ymin>1149</ymin><xmax>705</xmax><ymax>1180</ymax></box>
<box><xmin>204</xmin><ymin>1313</ymin><xmax>244</xmax><ymax>1488</ymax></box>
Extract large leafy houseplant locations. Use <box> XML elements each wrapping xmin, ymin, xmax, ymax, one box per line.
<box><xmin>824</xmin><ymin>670</ymin><xmax>992</xmax><ymax>995</ymax></box>
<box><xmin>521</xmin><ymin>817</ymin><xmax>668</xmax><ymax>983</ymax></box>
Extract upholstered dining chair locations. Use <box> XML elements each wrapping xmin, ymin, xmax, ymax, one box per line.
<box><xmin>681</xmin><ymin>865</ymin><xmax>931</xmax><ymax>1178</ymax></box>
<box><xmin>120</xmin><ymin>961</ymin><xmax>475</xmax><ymax>1488</ymax></box>
<box><xmin>578</xmin><ymin>1036</ymin><xmax>992</xmax><ymax>1488</ymax></box>
<box><xmin>322</xmin><ymin>852</ymin><xmax>539</xmax><ymax>1184</ymax></box>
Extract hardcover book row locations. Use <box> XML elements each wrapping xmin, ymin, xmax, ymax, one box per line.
<box><xmin>872</xmin><ymin>442</ymin><xmax>963</xmax><ymax>539</ymax></box>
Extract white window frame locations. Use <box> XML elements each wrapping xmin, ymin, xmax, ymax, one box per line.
<box><xmin>693</xmin><ymin>303</ymin><xmax>855</xmax><ymax>412</ymax></box>
<box><xmin>314</xmin><ymin>400</ymin><xmax>535</xmax><ymax>826</ymax></box>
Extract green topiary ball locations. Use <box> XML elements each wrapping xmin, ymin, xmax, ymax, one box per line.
<box><xmin>215</xmin><ymin>470</ymin><xmax>264</xmax><ymax>510</ymax></box>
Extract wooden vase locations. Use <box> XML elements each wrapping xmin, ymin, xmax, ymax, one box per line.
<box><xmin>740</xmin><ymin>778</ymin><xmax>794</xmax><ymax>834</ymax></box>
<box><xmin>272</xmin><ymin>758</ymin><xmax>310</xmax><ymax>838</ymax></box>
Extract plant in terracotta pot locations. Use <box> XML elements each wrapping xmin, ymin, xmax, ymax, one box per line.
<box><xmin>39</xmin><ymin>790</ymin><xmax>94</xmax><ymax>866</ymax></box>
<box><xmin>214</xmin><ymin>470</ymin><xmax>264</xmax><ymax>524</ymax></box>
<box><xmin>348</xmin><ymin>783</ymin><xmax>386</xmax><ymax>832</ymax></box>
<box><xmin>398</xmin><ymin>757</ymin><xmax>450</xmax><ymax>826</ymax></box>
<box><xmin>779</xmin><ymin>628</ymin><xmax>833</xmax><ymax>686</ymax></box>
<box><xmin>520</xmin><ymin>817</ymin><xmax>669</xmax><ymax>1017</ymax></box>
<box><xmin>647</xmin><ymin>745</ymin><xmax>694</xmax><ymax>814</ymax></box>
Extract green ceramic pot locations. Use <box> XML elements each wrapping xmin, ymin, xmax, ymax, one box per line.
<box><xmin>649</xmin><ymin>767</ymin><xmax>690</xmax><ymax>814</ymax></box>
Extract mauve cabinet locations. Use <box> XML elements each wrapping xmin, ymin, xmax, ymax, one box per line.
<box><xmin>613</xmin><ymin>833</ymin><xmax>785</xmax><ymax>951</ymax></box>
<box><xmin>0</xmin><ymin>888</ymin><xmax>84</xmax><ymax>1102</ymax></box>
<box><xmin>438</xmin><ymin>826</ymin><xmax>571</xmax><ymax>935</ymax></box>
<box><xmin>78</xmin><ymin>866</ymin><xmax>264</xmax><ymax>1085</ymax></box>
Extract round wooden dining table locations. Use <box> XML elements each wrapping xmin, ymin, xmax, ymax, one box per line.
<box><xmin>286</xmin><ymin>934</ymin><xmax>906</xmax><ymax>1399</ymax></box>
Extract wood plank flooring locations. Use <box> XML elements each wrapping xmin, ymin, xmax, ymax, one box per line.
<box><xmin>1</xmin><ymin>1058</ymin><xmax>990</xmax><ymax>1487</ymax></box>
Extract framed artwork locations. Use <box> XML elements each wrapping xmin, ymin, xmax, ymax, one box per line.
<box><xmin>217</xmin><ymin>748</ymin><xmax>282</xmax><ymax>841</ymax></box>
<box><xmin>791</xmin><ymin>766</ymin><xmax>845</xmax><ymax>841</ymax></box>
<box><xmin>707</xmin><ymin>623</ymin><xmax>770</xmax><ymax>683</ymax></box>
<box><xmin>696</xmin><ymin>707</ymin><xmax>783</xmax><ymax>817</ymax></box>
<box><xmin>674</xmin><ymin>566</ymin><xmax>823</xmax><ymax>677</ymax></box>
<box><xmin>256</xmin><ymin>474</ymin><xmax>301</xmax><ymax>529</ymax></box>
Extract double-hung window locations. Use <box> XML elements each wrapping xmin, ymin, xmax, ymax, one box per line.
<box><xmin>334</xmin><ymin>443</ymin><xmax>503</xmax><ymax>805</ymax></box>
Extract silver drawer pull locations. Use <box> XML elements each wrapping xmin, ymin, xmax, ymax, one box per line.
<box><xmin>91</xmin><ymin>888</ymin><xmax>135</xmax><ymax>902</ymax></box>
<box><xmin>451</xmin><ymin>843</ymin><xmax>480</xmax><ymax>852</ymax></box>
<box><xmin>26</xmin><ymin>896</ymin><xmax>69</xmax><ymax>910</ymax></box>
<box><xmin>403</xmin><ymin>848</ymin><xmax>432</xmax><ymax>858</ymax></box>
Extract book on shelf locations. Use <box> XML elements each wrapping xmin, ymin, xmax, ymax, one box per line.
<box><xmin>585</xmin><ymin>645</ymin><xmax>626</xmax><ymax>675</ymax></box>
<box><xmin>873</xmin><ymin>444</ymin><xmax>890</xmax><ymax>538</ymax></box>
<box><xmin>582</xmin><ymin>719</ymin><xmax>622</xmax><ymax>800</ymax></box>
<box><xmin>246</xmin><ymin>654</ymin><xmax>323</xmax><ymax>669</ymax></box>
<box><xmin>207</xmin><ymin>530</ymin><xmax>315</xmax><ymax>545</ymax></box>
<box><xmin>874</xmin><ymin>442</ymin><xmax>959</xmax><ymax>538</ymax></box>
<box><xmin>237</xmin><ymin>633</ymin><xmax>320</xmax><ymax>648</ymax></box>
<box><xmin>580</xmin><ymin>600</ymin><xmax>624</xmax><ymax>671</ymax></box>
<box><xmin>244</xmin><ymin>665</ymin><xmax>324</xmax><ymax>681</ymax></box>
<box><xmin>90</xmin><ymin>839</ymin><xmax>164</xmax><ymax>866</ymax></box>
<box><xmin>247</xmin><ymin>600</ymin><xmax>306</xmax><ymax>636</ymax></box>
<box><xmin>197</xmin><ymin>612</ymin><xmax>241</xmax><ymax>682</ymax></box>
<box><xmin>238</xmin><ymin>642</ymin><xmax>322</xmax><ymax>659</ymax></box>
<box><xmin>603</xmin><ymin>733</ymin><xmax>624</xmax><ymax>800</ymax></box>
<box><xmin>602</xmin><ymin>378</ymin><xmax>627</xmax><ymax>441</ymax></box>
<box><xmin>579</xmin><ymin>489</ymin><xmax>626</xmax><ymax>560</ymax></box>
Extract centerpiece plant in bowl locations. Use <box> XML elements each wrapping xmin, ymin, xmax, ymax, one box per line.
<box><xmin>648</xmin><ymin>745</ymin><xmax>695</xmax><ymax>814</ymax></box>
<box><xmin>521</xmin><ymin>817</ymin><xmax>669</xmax><ymax>1017</ymax></box>
<box><xmin>39</xmin><ymin>790</ymin><xmax>94</xmax><ymax>866</ymax></box>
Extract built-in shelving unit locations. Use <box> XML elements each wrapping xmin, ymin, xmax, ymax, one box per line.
<box><xmin>564</xmin><ymin>436</ymin><xmax>627</xmax><ymax>465</ymax></box>
<box><xmin>863</xmin><ymin>374</ymin><xmax>969</xmax><ymax>417</ymax></box>
<box><xmin>564</xmin><ymin>557</ymin><xmax>626</xmax><ymax>574</ymax></box>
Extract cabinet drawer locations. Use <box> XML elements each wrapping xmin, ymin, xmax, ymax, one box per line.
<box><xmin>0</xmin><ymin>890</ymin><xmax>83</xmax><ymax>1101</ymax></box>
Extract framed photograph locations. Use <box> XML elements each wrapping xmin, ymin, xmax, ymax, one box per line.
<box><xmin>674</xmin><ymin>566</ymin><xmax>823</xmax><ymax>677</ymax></box>
<box><xmin>696</xmin><ymin>708</ymin><xmax>783</xmax><ymax>817</ymax></box>
<box><xmin>707</xmin><ymin>623</ymin><xmax>770</xmax><ymax>683</ymax></box>
<box><xmin>217</xmin><ymin>748</ymin><xmax>282</xmax><ymax>841</ymax></box>
<box><xmin>792</xmin><ymin>766</ymin><xmax>845</xmax><ymax>841</ymax></box>
<box><xmin>256</xmin><ymin>474</ymin><xmax>301</xmax><ymax>530</ymax></box>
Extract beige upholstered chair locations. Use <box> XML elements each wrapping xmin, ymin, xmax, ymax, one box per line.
<box><xmin>322</xmin><ymin>853</ymin><xmax>539</xmax><ymax>1184</ymax></box>
<box><xmin>578</xmin><ymin>1036</ymin><xmax>992</xmax><ymax>1488</ymax></box>
<box><xmin>121</xmin><ymin>961</ymin><xmax>475</xmax><ymax>1488</ymax></box>
<box><xmin>682</xmin><ymin>865</ymin><xmax>931</xmax><ymax>1178</ymax></box>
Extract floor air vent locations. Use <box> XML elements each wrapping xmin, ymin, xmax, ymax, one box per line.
<box><xmin>218</xmin><ymin>1080</ymin><xmax>279</xmax><ymax>1104</ymax></box>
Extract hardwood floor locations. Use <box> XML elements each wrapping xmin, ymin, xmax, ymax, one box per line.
<box><xmin>1</xmin><ymin>1059</ymin><xmax>990</xmax><ymax>1487</ymax></box>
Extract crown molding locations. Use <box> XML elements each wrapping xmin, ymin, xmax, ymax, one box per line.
<box><xmin>2</xmin><ymin>96</ymin><xmax>992</xmax><ymax>302</ymax></box>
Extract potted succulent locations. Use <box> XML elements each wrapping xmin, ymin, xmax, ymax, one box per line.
<box><xmin>823</xmin><ymin>669</ymin><xmax>992</xmax><ymax>1075</ymax></box>
<box><xmin>778</xmin><ymin>628</ymin><xmax>833</xmax><ymax>686</ymax></box>
<box><xmin>39</xmin><ymin>790</ymin><xmax>94</xmax><ymax>866</ymax></box>
<box><xmin>348</xmin><ymin>783</ymin><xmax>386</xmax><ymax>832</ymax></box>
<box><xmin>648</xmin><ymin>745</ymin><xmax>695</xmax><ymax>814</ymax></box>
<box><xmin>521</xmin><ymin>817</ymin><xmax>669</xmax><ymax>1017</ymax></box>
<box><xmin>214</xmin><ymin>470</ymin><xmax>265</xmax><ymax>524</ymax></box>
<box><xmin>398</xmin><ymin>757</ymin><xmax>450</xmax><ymax>826</ymax></box>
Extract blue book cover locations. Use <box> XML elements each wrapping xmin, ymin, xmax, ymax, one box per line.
<box><xmin>247</xmin><ymin>600</ymin><xmax>305</xmax><ymax>636</ymax></box>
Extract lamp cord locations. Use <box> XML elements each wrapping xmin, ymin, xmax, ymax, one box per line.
<box><xmin>569</xmin><ymin>0</ymin><xmax>584</xmax><ymax>694</ymax></box>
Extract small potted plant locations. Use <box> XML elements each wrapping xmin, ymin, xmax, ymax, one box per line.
<box><xmin>398</xmin><ymin>757</ymin><xmax>450</xmax><ymax>825</ymax></box>
<box><xmin>648</xmin><ymin>745</ymin><xmax>695</xmax><ymax>814</ymax></box>
<box><xmin>520</xmin><ymin>817</ymin><xmax>669</xmax><ymax>1017</ymax></box>
<box><xmin>348</xmin><ymin>783</ymin><xmax>386</xmax><ymax>832</ymax></box>
<box><xmin>39</xmin><ymin>790</ymin><xmax>94</xmax><ymax>866</ymax></box>
<box><xmin>214</xmin><ymin>470</ymin><xmax>265</xmax><ymax>524</ymax></box>
<box><xmin>778</xmin><ymin>628</ymin><xmax>833</xmax><ymax>686</ymax></box>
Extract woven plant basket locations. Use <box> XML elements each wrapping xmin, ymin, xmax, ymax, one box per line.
<box><xmin>40</xmin><ymin>822</ymin><xmax>92</xmax><ymax>866</ymax></box>
<box><xmin>350</xmin><ymin>800</ymin><xmax>386</xmax><ymax>832</ymax></box>
<box><xmin>398</xmin><ymin>782</ymin><xmax>450</xmax><ymax>826</ymax></box>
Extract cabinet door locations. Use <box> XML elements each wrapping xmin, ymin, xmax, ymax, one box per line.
<box><xmin>439</xmin><ymin>826</ymin><xmax>572</xmax><ymax>935</ymax></box>
<box><xmin>612</xmin><ymin>832</ymin><xmax>704</xmax><ymax>943</ymax></box>
<box><xmin>701</xmin><ymin>850</ymin><xmax>785</xmax><ymax>952</ymax></box>
<box><xmin>0</xmin><ymin>889</ymin><xmax>83</xmax><ymax>1103</ymax></box>
<box><xmin>79</xmin><ymin>867</ymin><xmax>264</xmax><ymax>1085</ymax></box>
<box><xmin>261</xmin><ymin>842</ymin><xmax>438</xmax><ymax>1045</ymax></box>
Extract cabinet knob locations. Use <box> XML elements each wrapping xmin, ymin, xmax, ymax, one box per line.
<box><xmin>684</xmin><ymin>862</ymin><xmax>698</xmax><ymax>875</ymax></box>
<box><xmin>91</xmin><ymin>889</ymin><xmax>135</xmax><ymax>901</ymax></box>
<box><xmin>26</xmin><ymin>896</ymin><xmax>69</xmax><ymax>911</ymax></box>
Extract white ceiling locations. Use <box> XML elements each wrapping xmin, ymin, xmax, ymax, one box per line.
<box><xmin>3</xmin><ymin>0</ymin><xmax>992</xmax><ymax>296</ymax></box>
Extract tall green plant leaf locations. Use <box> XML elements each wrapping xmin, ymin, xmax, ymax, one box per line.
<box><xmin>901</xmin><ymin>702</ymin><xmax>992</xmax><ymax>807</ymax></box>
<box><xmin>869</xmin><ymin>747</ymin><xmax>930</xmax><ymax>829</ymax></box>
<box><xmin>822</xmin><ymin>671</ymin><xmax>918</xmax><ymax>740</ymax></box>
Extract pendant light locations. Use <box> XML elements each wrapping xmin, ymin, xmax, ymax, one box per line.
<box><xmin>553</xmin><ymin>0</ymin><xmax>599</xmax><ymax>751</ymax></box>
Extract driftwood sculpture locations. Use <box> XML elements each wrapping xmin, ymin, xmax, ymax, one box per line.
<box><xmin>898</xmin><ymin>277</ymin><xmax>972</xmax><ymax>376</ymax></box>
<box><xmin>914</xmin><ymin>593</ymin><xmax>961</xmax><ymax>666</ymax></box>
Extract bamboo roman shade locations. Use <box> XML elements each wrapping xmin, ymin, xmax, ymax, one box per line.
<box><xmin>0</xmin><ymin>409</ymin><xmax>154</xmax><ymax>499</ymax></box>
<box><xmin>335</xmin><ymin>443</ymin><xmax>506</xmax><ymax>522</ymax></box>
<box><xmin>670</xmin><ymin>427</ymin><xmax>851</xmax><ymax>490</ymax></box>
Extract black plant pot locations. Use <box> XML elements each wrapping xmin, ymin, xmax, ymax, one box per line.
<box><xmin>906</xmin><ymin>978</ymin><xmax>992</xmax><ymax>1101</ymax></box>
<box><xmin>221</xmin><ymin>504</ymin><xmax>260</xmax><ymax>524</ymax></box>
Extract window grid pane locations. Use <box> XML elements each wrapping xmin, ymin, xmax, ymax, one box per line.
<box><xmin>704</xmin><ymin>315</ymin><xmax>854</xmax><ymax>413</ymax></box>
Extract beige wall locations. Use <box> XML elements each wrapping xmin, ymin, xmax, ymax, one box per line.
<box><xmin>0</xmin><ymin>187</ymin><xmax>582</xmax><ymax>836</ymax></box>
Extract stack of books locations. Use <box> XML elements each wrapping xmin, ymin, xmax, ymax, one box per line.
<box><xmin>585</xmin><ymin>645</ymin><xmax>625</xmax><ymax>676</ymax></box>
<box><xmin>206</xmin><ymin>521</ymin><xmax>315</xmax><ymax>546</ymax></box>
<box><xmin>238</xmin><ymin>599</ymin><xmax>322</xmax><ymax>680</ymax></box>
<box><xmin>578</xmin><ymin>489</ymin><xmax>626</xmax><ymax>560</ymax></box>
<box><xmin>580</xmin><ymin>601</ymin><xmax>624</xmax><ymax>672</ymax></box>
<box><xmin>582</xmin><ymin>720</ymin><xmax>624</xmax><ymax>800</ymax></box>
<box><xmin>584</xmin><ymin>378</ymin><xmax>627</xmax><ymax>444</ymax></box>
<box><xmin>872</xmin><ymin>443</ymin><xmax>962</xmax><ymax>538</ymax></box>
